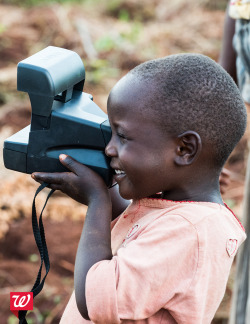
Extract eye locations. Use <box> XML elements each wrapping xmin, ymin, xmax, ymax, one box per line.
<box><xmin>117</xmin><ymin>132</ymin><xmax>127</xmax><ymax>143</ymax></box>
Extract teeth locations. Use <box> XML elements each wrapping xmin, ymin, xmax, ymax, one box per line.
<box><xmin>115</xmin><ymin>169</ymin><xmax>125</xmax><ymax>175</ymax></box>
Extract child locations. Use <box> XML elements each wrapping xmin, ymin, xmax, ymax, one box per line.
<box><xmin>220</xmin><ymin>1</ymin><xmax>250</xmax><ymax>322</ymax></box>
<box><xmin>32</xmin><ymin>53</ymin><xmax>247</xmax><ymax>324</ymax></box>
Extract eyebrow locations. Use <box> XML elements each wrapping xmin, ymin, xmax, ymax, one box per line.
<box><xmin>111</xmin><ymin>120</ymin><xmax>129</xmax><ymax>132</ymax></box>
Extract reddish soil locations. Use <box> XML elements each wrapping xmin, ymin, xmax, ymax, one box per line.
<box><xmin>0</xmin><ymin>1</ymin><xmax>248</xmax><ymax>323</ymax></box>
<box><xmin>0</xmin><ymin>218</ymin><xmax>81</xmax><ymax>323</ymax></box>
<box><xmin>0</xmin><ymin>110</ymin><xmax>247</xmax><ymax>324</ymax></box>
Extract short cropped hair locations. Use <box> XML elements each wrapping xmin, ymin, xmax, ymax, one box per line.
<box><xmin>129</xmin><ymin>54</ymin><xmax>247</xmax><ymax>167</ymax></box>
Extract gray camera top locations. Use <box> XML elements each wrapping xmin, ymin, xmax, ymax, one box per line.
<box><xmin>17</xmin><ymin>46</ymin><xmax>85</xmax><ymax>97</ymax></box>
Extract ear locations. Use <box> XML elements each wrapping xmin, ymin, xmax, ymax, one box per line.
<box><xmin>174</xmin><ymin>131</ymin><xmax>202</xmax><ymax>166</ymax></box>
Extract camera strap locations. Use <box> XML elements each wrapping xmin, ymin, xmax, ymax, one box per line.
<box><xmin>18</xmin><ymin>182</ymin><xmax>55</xmax><ymax>324</ymax></box>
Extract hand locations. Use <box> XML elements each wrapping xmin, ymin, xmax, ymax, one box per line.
<box><xmin>31</xmin><ymin>154</ymin><xmax>109</xmax><ymax>205</ymax></box>
<box><xmin>219</xmin><ymin>168</ymin><xmax>231</xmax><ymax>195</ymax></box>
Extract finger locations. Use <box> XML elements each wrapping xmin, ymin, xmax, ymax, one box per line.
<box><xmin>42</xmin><ymin>183</ymin><xmax>64</xmax><ymax>192</ymax></box>
<box><xmin>31</xmin><ymin>176</ymin><xmax>43</xmax><ymax>185</ymax></box>
<box><xmin>59</xmin><ymin>154</ymin><xmax>82</xmax><ymax>174</ymax></box>
<box><xmin>49</xmin><ymin>183</ymin><xmax>63</xmax><ymax>191</ymax></box>
<box><xmin>31</xmin><ymin>172</ymin><xmax>63</xmax><ymax>184</ymax></box>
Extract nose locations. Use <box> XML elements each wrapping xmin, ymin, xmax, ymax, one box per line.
<box><xmin>105</xmin><ymin>136</ymin><xmax>118</xmax><ymax>157</ymax></box>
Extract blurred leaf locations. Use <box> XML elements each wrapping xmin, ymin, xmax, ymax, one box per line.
<box><xmin>95</xmin><ymin>36</ymin><xmax>117</xmax><ymax>52</ymax></box>
<box><xmin>0</xmin><ymin>92</ymin><xmax>6</xmax><ymax>105</ymax></box>
<box><xmin>1</xmin><ymin>0</ymin><xmax>85</xmax><ymax>7</ymax></box>
<box><xmin>8</xmin><ymin>316</ymin><xmax>18</xmax><ymax>324</ymax></box>
<box><xmin>87</xmin><ymin>59</ymin><xmax>109</xmax><ymax>69</ymax></box>
<box><xmin>202</xmin><ymin>0</ymin><xmax>228</xmax><ymax>10</ymax></box>
<box><xmin>121</xmin><ymin>22</ymin><xmax>142</xmax><ymax>44</ymax></box>
<box><xmin>106</xmin><ymin>0</ymin><xmax>122</xmax><ymax>12</ymax></box>
<box><xmin>29</xmin><ymin>253</ymin><xmax>39</xmax><ymax>262</ymax></box>
<box><xmin>87</xmin><ymin>67</ymin><xmax>119</xmax><ymax>84</ymax></box>
<box><xmin>0</xmin><ymin>24</ymin><xmax>6</xmax><ymax>34</ymax></box>
<box><xmin>118</xmin><ymin>9</ymin><xmax>130</xmax><ymax>22</ymax></box>
<box><xmin>41</xmin><ymin>309</ymin><xmax>51</xmax><ymax>318</ymax></box>
<box><xmin>53</xmin><ymin>295</ymin><xmax>61</xmax><ymax>304</ymax></box>
<box><xmin>85</xmin><ymin>59</ymin><xmax>119</xmax><ymax>84</ymax></box>
<box><xmin>29</xmin><ymin>307</ymin><xmax>44</xmax><ymax>323</ymax></box>
<box><xmin>224</xmin><ymin>199</ymin><xmax>236</xmax><ymax>209</ymax></box>
<box><xmin>95</xmin><ymin>21</ymin><xmax>142</xmax><ymax>55</ymax></box>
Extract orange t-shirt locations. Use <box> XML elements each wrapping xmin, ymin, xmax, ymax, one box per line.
<box><xmin>60</xmin><ymin>198</ymin><xmax>246</xmax><ymax>324</ymax></box>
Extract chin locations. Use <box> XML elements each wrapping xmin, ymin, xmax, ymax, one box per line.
<box><xmin>118</xmin><ymin>186</ymin><xmax>136</xmax><ymax>200</ymax></box>
<box><xmin>119</xmin><ymin>190</ymin><xmax>133</xmax><ymax>200</ymax></box>
<box><xmin>119</xmin><ymin>187</ymin><xmax>147</xmax><ymax>201</ymax></box>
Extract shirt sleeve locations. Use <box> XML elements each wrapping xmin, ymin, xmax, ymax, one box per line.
<box><xmin>85</xmin><ymin>214</ymin><xmax>198</xmax><ymax>323</ymax></box>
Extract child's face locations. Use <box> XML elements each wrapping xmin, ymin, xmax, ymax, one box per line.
<box><xmin>105</xmin><ymin>75</ymin><xmax>177</xmax><ymax>200</ymax></box>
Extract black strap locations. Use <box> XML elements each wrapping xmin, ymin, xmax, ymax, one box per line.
<box><xmin>18</xmin><ymin>183</ymin><xmax>54</xmax><ymax>323</ymax></box>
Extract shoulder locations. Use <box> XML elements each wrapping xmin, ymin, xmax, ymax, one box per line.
<box><xmin>163</xmin><ymin>202</ymin><xmax>245</xmax><ymax>241</ymax></box>
<box><xmin>140</xmin><ymin>200</ymin><xmax>246</xmax><ymax>254</ymax></box>
<box><xmin>165</xmin><ymin>202</ymin><xmax>246</xmax><ymax>261</ymax></box>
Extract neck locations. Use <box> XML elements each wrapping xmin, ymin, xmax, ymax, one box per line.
<box><xmin>161</xmin><ymin>177</ymin><xmax>224</xmax><ymax>205</ymax></box>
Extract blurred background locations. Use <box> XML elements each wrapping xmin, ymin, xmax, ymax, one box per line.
<box><xmin>0</xmin><ymin>0</ymin><xmax>248</xmax><ymax>323</ymax></box>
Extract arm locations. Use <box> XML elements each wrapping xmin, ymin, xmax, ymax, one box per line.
<box><xmin>74</xmin><ymin>190</ymin><xmax>112</xmax><ymax>319</ymax></box>
<box><xmin>84</xmin><ymin>215</ymin><xmax>198</xmax><ymax>323</ymax></box>
<box><xmin>109</xmin><ymin>183</ymin><xmax>130</xmax><ymax>220</ymax></box>
<box><xmin>219</xmin><ymin>1</ymin><xmax>237</xmax><ymax>81</ymax></box>
<box><xmin>32</xmin><ymin>154</ymin><xmax>113</xmax><ymax>320</ymax></box>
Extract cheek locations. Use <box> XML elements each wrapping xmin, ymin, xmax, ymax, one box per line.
<box><xmin>120</xmin><ymin>148</ymin><xmax>156</xmax><ymax>172</ymax></box>
<box><xmin>118</xmin><ymin>147</ymin><xmax>134</xmax><ymax>167</ymax></box>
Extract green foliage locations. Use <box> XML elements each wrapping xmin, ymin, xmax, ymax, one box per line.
<box><xmin>120</xmin><ymin>22</ymin><xmax>142</xmax><ymax>44</ymax></box>
<box><xmin>106</xmin><ymin>0</ymin><xmax>122</xmax><ymax>13</ymax></box>
<box><xmin>8</xmin><ymin>316</ymin><xmax>18</xmax><ymax>324</ymax></box>
<box><xmin>0</xmin><ymin>23</ymin><xmax>6</xmax><ymax>34</ymax></box>
<box><xmin>203</xmin><ymin>0</ymin><xmax>228</xmax><ymax>10</ymax></box>
<box><xmin>0</xmin><ymin>91</ymin><xmax>6</xmax><ymax>105</ymax></box>
<box><xmin>0</xmin><ymin>0</ymin><xmax>85</xmax><ymax>7</ymax></box>
<box><xmin>7</xmin><ymin>307</ymin><xmax>44</xmax><ymax>323</ymax></box>
<box><xmin>53</xmin><ymin>294</ymin><xmax>61</xmax><ymax>304</ymax></box>
<box><xmin>118</xmin><ymin>9</ymin><xmax>130</xmax><ymax>22</ymax></box>
<box><xmin>106</xmin><ymin>0</ymin><xmax>133</xmax><ymax>21</ymax></box>
<box><xmin>29</xmin><ymin>253</ymin><xmax>39</xmax><ymax>262</ymax></box>
<box><xmin>95</xmin><ymin>22</ymin><xmax>142</xmax><ymax>54</ymax></box>
<box><xmin>8</xmin><ymin>315</ymin><xmax>38</xmax><ymax>324</ymax></box>
<box><xmin>95</xmin><ymin>36</ymin><xmax>117</xmax><ymax>52</ymax></box>
<box><xmin>86</xmin><ymin>59</ymin><xmax>119</xmax><ymax>85</ymax></box>
<box><xmin>105</xmin><ymin>0</ymin><xmax>155</xmax><ymax>22</ymax></box>
<box><xmin>224</xmin><ymin>199</ymin><xmax>236</xmax><ymax>209</ymax></box>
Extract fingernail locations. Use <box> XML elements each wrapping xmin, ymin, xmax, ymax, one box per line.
<box><xmin>59</xmin><ymin>154</ymin><xmax>67</xmax><ymax>160</ymax></box>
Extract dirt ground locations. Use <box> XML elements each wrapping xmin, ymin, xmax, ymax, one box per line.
<box><xmin>0</xmin><ymin>1</ymin><xmax>248</xmax><ymax>323</ymax></box>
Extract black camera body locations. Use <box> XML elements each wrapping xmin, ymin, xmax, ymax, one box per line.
<box><xmin>3</xmin><ymin>46</ymin><xmax>113</xmax><ymax>186</ymax></box>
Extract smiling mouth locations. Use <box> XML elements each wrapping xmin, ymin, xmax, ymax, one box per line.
<box><xmin>115</xmin><ymin>169</ymin><xmax>125</xmax><ymax>175</ymax></box>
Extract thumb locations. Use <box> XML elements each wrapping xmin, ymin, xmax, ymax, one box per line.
<box><xmin>59</xmin><ymin>154</ymin><xmax>80</xmax><ymax>173</ymax></box>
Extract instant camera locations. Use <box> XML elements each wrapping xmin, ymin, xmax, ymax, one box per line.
<box><xmin>3</xmin><ymin>46</ymin><xmax>113</xmax><ymax>186</ymax></box>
